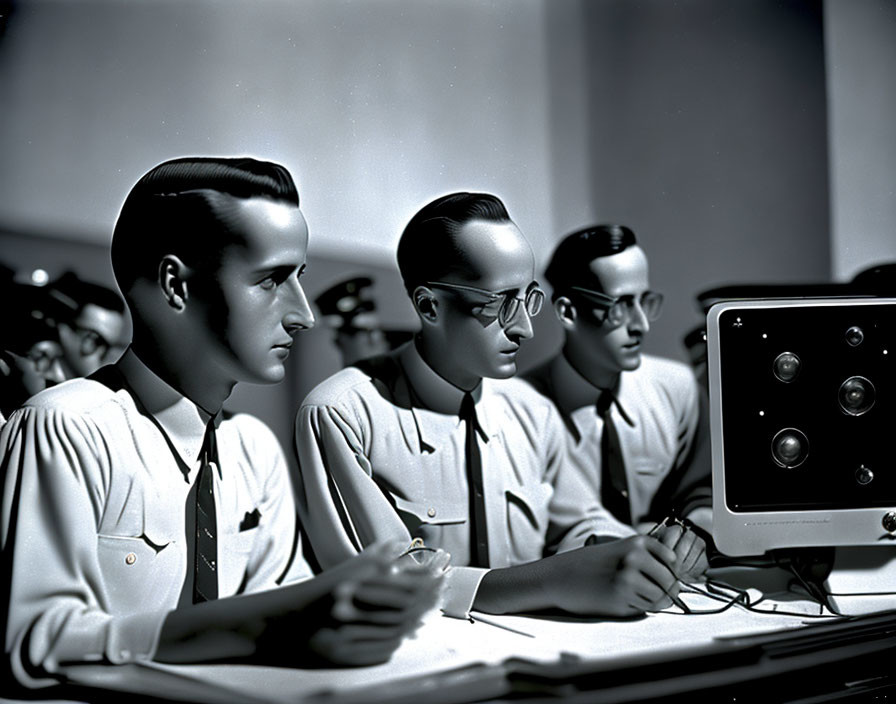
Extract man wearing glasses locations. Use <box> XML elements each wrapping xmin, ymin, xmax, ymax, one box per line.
<box><xmin>48</xmin><ymin>272</ymin><xmax>129</xmax><ymax>378</ymax></box>
<box><xmin>524</xmin><ymin>224</ymin><xmax>711</xmax><ymax>580</ymax></box>
<box><xmin>296</xmin><ymin>194</ymin><xmax>682</xmax><ymax>620</ymax></box>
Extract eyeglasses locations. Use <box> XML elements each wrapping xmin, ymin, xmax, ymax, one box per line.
<box><xmin>63</xmin><ymin>323</ymin><xmax>111</xmax><ymax>358</ymax></box>
<box><xmin>425</xmin><ymin>281</ymin><xmax>545</xmax><ymax>327</ymax></box>
<box><xmin>26</xmin><ymin>342</ymin><xmax>65</xmax><ymax>374</ymax></box>
<box><xmin>569</xmin><ymin>286</ymin><xmax>664</xmax><ymax>327</ymax></box>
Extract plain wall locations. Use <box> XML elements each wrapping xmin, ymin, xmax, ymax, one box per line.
<box><xmin>825</xmin><ymin>0</ymin><xmax>896</xmax><ymax>281</ymax></box>
<box><xmin>0</xmin><ymin>0</ymin><xmax>556</xmax><ymax>268</ymax></box>
<box><xmin>1</xmin><ymin>0</ymin><xmax>891</xmax><ymax>455</ymax></box>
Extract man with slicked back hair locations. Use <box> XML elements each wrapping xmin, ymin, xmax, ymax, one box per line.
<box><xmin>296</xmin><ymin>193</ymin><xmax>683</xmax><ymax>620</ymax></box>
<box><xmin>1</xmin><ymin>157</ymin><xmax>443</xmax><ymax>694</ymax></box>
<box><xmin>524</xmin><ymin>224</ymin><xmax>712</xmax><ymax>581</ymax></box>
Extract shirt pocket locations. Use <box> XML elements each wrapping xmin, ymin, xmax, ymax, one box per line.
<box><xmin>389</xmin><ymin>494</ymin><xmax>467</xmax><ymax>545</ymax></box>
<box><xmin>503</xmin><ymin>485</ymin><xmax>550</xmax><ymax>564</ymax></box>
<box><xmin>630</xmin><ymin>458</ymin><xmax>668</xmax><ymax>509</ymax></box>
<box><xmin>217</xmin><ymin>525</ymin><xmax>259</xmax><ymax>595</ymax></box>
<box><xmin>96</xmin><ymin>528</ymin><xmax>182</xmax><ymax>616</ymax></box>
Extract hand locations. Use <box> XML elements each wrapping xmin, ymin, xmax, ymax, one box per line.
<box><xmin>548</xmin><ymin>536</ymin><xmax>680</xmax><ymax>617</ymax></box>
<box><xmin>654</xmin><ymin>522</ymin><xmax>708</xmax><ymax>583</ymax></box>
<box><xmin>262</xmin><ymin>541</ymin><xmax>445</xmax><ymax>667</ymax></box>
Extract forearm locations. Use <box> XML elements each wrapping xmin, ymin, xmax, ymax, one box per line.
<box><xmin>155</xmin><ymin>570</ymin><xmax>342</xmax><ymax>664</ymax></box>
<box><xmin>472</xmin><ymin>558</ymin><xmax>557</xmax><ymax>615</ymax></box>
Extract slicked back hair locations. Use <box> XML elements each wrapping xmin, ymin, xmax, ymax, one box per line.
<box><xmin>544</xmin><ymin>224</ymin><xmax>637</xmax><ymax>300</ymax></box>
<box><xmin>396</xmin><ymin>192</ymin><xmax>511</xmax><ymax>295</ymax></box>
<box><xmin>111</xmin><ymin>157</ymin><xmax>299</xmax><ymax>294</ymax></box>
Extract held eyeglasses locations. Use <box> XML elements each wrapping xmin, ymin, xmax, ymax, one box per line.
<box><xmin>425</xmin><ymin>281</ymin><xmax>545</xmax><ymax>327</ymax></box>
<box><xmin>569</xmin><ymin>286</ymin><xmax>664</xmax><ymax>327</ymax></box>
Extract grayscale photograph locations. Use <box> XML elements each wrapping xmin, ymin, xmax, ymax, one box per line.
<box><xmin>1</xmin><ymin>1</ymin><xmax>894</xmax><ymax>702</ymax></box>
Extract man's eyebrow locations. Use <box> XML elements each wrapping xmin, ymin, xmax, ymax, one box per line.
<box><xmin>252</xmin><ymin>263</ymin><xmax>301</xmax><ymax>279</ymax></box>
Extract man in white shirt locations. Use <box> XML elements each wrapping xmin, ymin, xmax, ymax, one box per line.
<box><xmin>523</xmin><ymin>224</ymin><xmax>711</xmax><ymax>578</ymax></box>
<box><xmin>296</xmin><ymin>192</ymin><xmax>682</xmax><ymax>619</ymax></box>
<box><xmin>1</xmin><ymin>157</ymin><xmax>442</xmax><ymax>692</ymax></box>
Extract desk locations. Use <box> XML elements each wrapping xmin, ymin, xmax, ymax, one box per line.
<box><xmin>31</xmin><ymin>572</ymin><xmax>896</xmax><ymax>704</ymax></box>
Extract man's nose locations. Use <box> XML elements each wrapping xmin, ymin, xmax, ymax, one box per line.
<box><xmin>628</xmin><ymin>300</ymin><xmax>650</xmax><ymax>335</ymax></box>
<box><xmin>44</xmin><ymin>359</ymin><xmax>68</xmax><ymax>385</ymax></box>
<box><xmin>283</xmin><ymin>279</ymin><xmax>315</xmax><ymax>334</ymax></box>
<box><xmin>505</xmin><ymin>302</ymin><xmax>534</xmax><ymax>340</ymax></box>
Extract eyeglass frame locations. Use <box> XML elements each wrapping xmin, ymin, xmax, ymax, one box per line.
<box><xmin>568</xmin><ymin>285</ymin><xmax>664</xmax><ymax>327</ymax></box>
<box><xmin>424</xmin><ymin>280</ymin><xmax>545</xmax><ymax>327</ymax></box>
<box><xmin>26</xmin><ymin>342</ymin><xmax>66</xmax><ymax>374</ymax></box>
<box><xmin>60</xmin><ymin>321</ymin><xmax>112</xmax><ymax>358</ymax></box>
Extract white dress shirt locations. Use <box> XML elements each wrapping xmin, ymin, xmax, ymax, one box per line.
<box><xmin>295</xmin><ymin>341</ymin><xmax>605</xmax><ymax>618</ymax></box>
<box><xmin>523</xmin><ymin>352</ymin><xmax>704</xmax><ymax>538</ymax></box>
<box><xmin>1</xmin><ymin>349</ymin><xmax>311</xmax><ymax>688</ymax></box>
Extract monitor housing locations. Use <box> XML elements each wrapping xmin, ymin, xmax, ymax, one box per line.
<box><xmin>708</xmin><ymin>297</ymin><xmax>896</xmax><ymax>558</ymax></box>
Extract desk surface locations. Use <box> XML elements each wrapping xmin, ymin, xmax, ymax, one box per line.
<box><xmin>43</xmin><ymin>572</ymin><xmax>896</xmax><ymax>704</ymax></box>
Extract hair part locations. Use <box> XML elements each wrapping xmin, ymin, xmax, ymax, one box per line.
<box><xmin>544</xmin><ymin>223</ymin><xmax>637</xmax><ymax>300</ymax></box>
<box><xmin>396</xmin><ymin>192</ymin><xmax>511</xmax><ymax>295</ymax></box>
<box><xmin>111</xmin><ymin>157</ymin><xmax>299</xmax><ymax>295</ymax></box>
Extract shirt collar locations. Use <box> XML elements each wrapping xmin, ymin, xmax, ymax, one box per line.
<box><xmin>547</xmin><ymin>350</ymin><xmax>633</xmax><ymax>425</ymax></box>
<box><xmin>116</xmin><ymin>347</ymin><xmax>219</xmax><ymax>469</ymax></box>
<box><xmin>398</xmin><ymin>340</ymin><xmax>492</xmax><ymax>438</ymax></box>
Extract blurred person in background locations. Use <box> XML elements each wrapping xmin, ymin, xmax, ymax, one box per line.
<box><xmin>0</xmin><ymin>278</ymin><xmax>67</xmax><ymax>420</ymax></box>
<box><xmin>47</xmin><ymin>271</ymin><xmax>129</xmax><ymax>378</ymax></box>
<box><xmin>314</xmin><ymin>275</ymin><xmax>413</xmax><ymax>367</ymax></box>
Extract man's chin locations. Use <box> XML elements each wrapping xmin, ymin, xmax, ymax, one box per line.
<box><xmin>488</xmin><ymin>359</ymin><xmax>518</xmax><ymax>379</ymax></box>
<box><xmin>619</xmin><ymin>352</ymin><xmax>643</xmax><ymax>371</ymax></box>
<box><xmin>244</xmin><ymin>365</ymin><xmax>286</xmax><ymax>385</ymax></box>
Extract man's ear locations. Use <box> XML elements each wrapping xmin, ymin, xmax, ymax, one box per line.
<box><xmin>554</xmin><ymin>296</ymin><xmax>577</xmax><ymax>329</ymax></box>
<box><xmin>412</xmin><ymin>286</ymin><xmax>439</xmax><ymax>324</ymax></box>
<box><xmin>159</xmin><ymin>255</ymin><xmax>192</xmax><ymax>311</ymax></box>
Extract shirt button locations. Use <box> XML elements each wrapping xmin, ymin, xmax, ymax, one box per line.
<box><xmin>427</xmin><ymin>508</ymin><xmax>436</xmax><ymax>518</ymax></box>
<box><xmin>125</xmin><ymin>553</ymin><xmax>137</xmax><ymax>565</ymax></box>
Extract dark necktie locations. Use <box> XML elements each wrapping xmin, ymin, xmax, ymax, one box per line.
<box><xmin>596</xmin><ymin>391</ymin><xmax>632</xmax><ymax>525</ymax></box>
<box><xmin>460</xmin><ymin>392</ymin><xmax>489</xmax><ymax>567</ymax></box>
<box><xmin>193</xmin><ymin>419</ymin><xmax>219</xmax><ymax>603</ymax></box>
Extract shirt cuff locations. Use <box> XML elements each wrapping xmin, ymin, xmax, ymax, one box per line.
<box><xmin>440</xmin><ymin>566</ymin><xmax>489</xmax><ymax>619</ymax></box>
<box><xmin>106</xmin><ymin>610</ymin><xmax>168</xmax><ymax>665</ymax></box>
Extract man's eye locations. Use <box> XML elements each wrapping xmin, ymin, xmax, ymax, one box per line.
<box><xmin>259</xmin><ymin>278</ymin><xmax>277</xmax><ymax>290</ymax></box>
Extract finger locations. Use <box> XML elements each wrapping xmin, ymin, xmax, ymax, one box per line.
<box><xmin>672</xmin><ymin>530</ymin><xmax>698</xmax><ymax>571</ymax></box>
<box><xmin>352</xmin><ymin>581</ymin><xmax>440</xmax><ymax>616</ymax></box>
<box><xmin>629</xmin><ymin>549</ymin><xmax>680</xmax><ymax>596</ymax></box>
<box><xmin>678</xmin><ymin>534</ymin><xmax>704</xmax><ymax>576</ymax></box>
<box><xmin>334</xmin><ymin>622</ymin><xmax>422</xmax><ymax>644</ymax></box>
<box><xmin>628</xmin><ymin>582</ymin><xmax>673</xmax><ymax>612</ymax></box>
<box><xmin>363</xmin><ymin>569</ymin><xmax>444</xmax><ymax>600</ymax></box>
<box><xmin>310</xmin><ymin>629</ymin><xmax>406</xmax><ymax>666</ymax></box>
<box><xmin>642</xmin><ymin>536</ymin><xmax>678</xmax><ymax>572</ymax></box>
<box><xmin>658</xmin><ymin>524</ymin><xmax>684</xmax><ymax>551</ymax></box>
<box><xmin>325</xmin><ymin>636</ymin><xmax>407</xmax><ymax>666</ymax></box>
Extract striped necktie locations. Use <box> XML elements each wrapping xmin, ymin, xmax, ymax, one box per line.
<box><xmin>193</xmin><ymin>419</ymin><xmax>219</xmax><ymax>603</ymax></box>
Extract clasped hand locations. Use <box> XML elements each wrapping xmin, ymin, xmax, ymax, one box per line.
<box><xmin>266</xmin><ymin>541</ymin><xmax>448</xmax><ymax>667</ymax></box>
